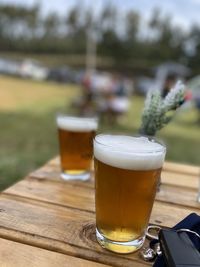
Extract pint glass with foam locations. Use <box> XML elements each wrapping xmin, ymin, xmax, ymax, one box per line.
<box><xmin>57</xmin><ymin>115</ymin><xmax>98</xmax><ymax>180</ymax></box>
<box><xmin>94</xmin><ymin>134</ymin><xmax>166</xmax><ymax>253</ymax></box>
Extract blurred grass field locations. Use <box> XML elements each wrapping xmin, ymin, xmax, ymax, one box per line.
<box><xmin>0</xmin><ymin>75</ymin><xmax>199</xmax><ymax>190</ymax></box>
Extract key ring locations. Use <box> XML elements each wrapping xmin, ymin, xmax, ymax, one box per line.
<box><xmin>146</xmin><ymin>226</ymin><xmax>200</xmax><ymax>241</ymax></box>
<box><xmin>146</xmin><ymin>225</ymin><xmax>162</xmax><ymax>240</ymax></box>
<box><xmin>140</xmin><ymin>225</ymin><xmax>162</xmax><ymax>261</ymax></box>
<box><xmin>177</xmin><ymin>228</ymin><xmax>200</xmax><ymax>239</ymax></box>
<box><xmin>141</xmin><ymin>226</ymin><xmax>200</xmax><ymax>262</ymax></box>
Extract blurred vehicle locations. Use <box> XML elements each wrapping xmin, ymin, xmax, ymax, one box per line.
<box><xmin>18</xmin><ymin>59</ymin><xmax>49</xmax><ymax>80</ymax></box>
<box><xmin>47</xmin><ymin>66</ymin><xmax>76</xmax><ymax>83</ymax></box>
<box><xmin>153</xmin><ymin>62</ymin><xmax>191</xmax><ymax>78</ymax></box>
<box><xmin>136</xmin><ymin>61</ymin><xmax>191</xmax><ymax>95</ymax></box>
<box><xmin>0</xmin><ymin>58</ymin><xmax>19</xmax><ymax>76</ymax></box>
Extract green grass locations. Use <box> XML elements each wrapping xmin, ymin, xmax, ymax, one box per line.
<box><xmin>0</xmin><ymin>76</ymin><xmax>79</xmax><ymax>190</ymax></box>
<box><xmin>0</xmin><ymin>75</ymin><xmax>199</xmax><ymax>190</ymax></box>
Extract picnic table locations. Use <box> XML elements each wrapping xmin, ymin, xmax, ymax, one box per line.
<box><xmin>0</xmin><ymin>157</ymin><xmax>199</xmax><ymax>267</ymax></box>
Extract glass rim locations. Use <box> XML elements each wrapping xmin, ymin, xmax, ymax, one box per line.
<box><xmin>94</xmin><ymin>134</ymin><xmax>166</xmax><ymax>154</ymax></box>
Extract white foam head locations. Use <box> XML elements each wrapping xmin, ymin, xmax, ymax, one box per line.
<box><xmin>94</xmin><ymin>135</ymin><xmax>166</xmax><ymax>170</ymax></box>
<box><xmin>57</xmin><ymin>116</ymin><xmax>98</xmax><ymax>132</ymax></box>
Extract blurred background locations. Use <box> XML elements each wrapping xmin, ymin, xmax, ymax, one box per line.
<box><xmin>0</xmin><ymin>0</ymin><xmax>200</xmax><ymax>190</ymax></box>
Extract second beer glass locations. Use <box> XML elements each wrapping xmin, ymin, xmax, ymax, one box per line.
<box><xmin>94</xmin><ymin>134</ymin><xmax>166</xmax><ymax>253</ymax></box>
<box><xmin>57</xmin><ymin>115</ymin><xmax>98</xmax><ymax>180</ymax></box>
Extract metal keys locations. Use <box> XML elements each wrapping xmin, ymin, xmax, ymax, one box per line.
<box><xmin>140</xmin><ymin>247</ymin><xmax>156</xmax><ymax>261</ymax></box>
<box><xmin>146</xmin><ymin>225</ymin><xmax>162</xmax><ymax>240</ymax></box>
<box><xmin>140</xmin><ymin>242</ymin><xmax>162</xmax><ymax>261</ymax></box>
<box><xmin>140</xmin><ymin>225</ymin><xmax>162</xmax><ymax>261</ymax></box>
<box><xmin>140</xmin><ymin>225</ymin><xmax>200</xmax><ymax>265</ymax></box>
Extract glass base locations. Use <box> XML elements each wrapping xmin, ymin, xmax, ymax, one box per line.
<box><xmin>61</xmin><ymin>170</ymin><xmax>90</xmax><ymax>181</ymax></box>
<box><xmin>96</xmin><ymin>228</ymin><xmax>145</xmax><ymax>254</ymax></box>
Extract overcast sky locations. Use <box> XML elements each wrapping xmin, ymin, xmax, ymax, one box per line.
<box><xmin>1</xmin><ymin>0</ymin><xmax>200</xmax><ymax>31</ymax></box>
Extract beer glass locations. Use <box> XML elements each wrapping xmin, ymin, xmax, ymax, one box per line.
<box><xmin>57</xmin><ymin>115</ymin><xmax>98</xmax><ymax>180</ymax></box>
<box><xmin>94</xmin><ymin>134</ymin><xmax>166</xmax><ymax>253</ymax></box>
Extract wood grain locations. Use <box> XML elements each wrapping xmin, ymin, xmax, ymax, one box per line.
<box><xmin>47</xmin><ymin>156</ymin><xmax>60</xmax><ymax>166</ymax></box>
<box><xmin>0</xmin><ymin>238</ymin><xmax>111</xmax><ymax>267</ymax></box>
<box><xmin>0</xmin><ymin>193</ymin><xmax>198</xmax><ymax>266</ymax></box>
<box><xmin>1</xmin><ymin>158</ymin><xmax>200</xmax><ymax>267</ymax></box>
<box><xmin>29</xmin><ymin>164</ymin><xmax>94</xmax><ymax>188</ymax></box>
<box><xmin>4</xmin><ymin>178</ymin><xmax>95</xmax><ymax>212</ymax></box>
<box><xmin>161</xmin><ymin>171</ymin><xmax>199</xmax><ymax>189</ymax></box>
<box><xmin>30</xmin><ymin>160</ymin><xmax>200</xmax><ymax>190</ymax></box>
<box><xmin>47</xmin><ymin>158</ymin><xmax>200</xmax><ymax>177</ymax></box>
<box><xmin>0</xmin><ymin>194</ymin><xmax>151</xmax><ymax>267</ymax></box>
<box><xmin>163</xmin><ymin>161</ymin><xmax>200</xmax><ymax>176</ymax></box>
<box><xmin>156</xmin><ymin>184</ymin><xmax>200</xmax><ymax>209</ymax></box>
<box><xmin>0</xmin><ymin>194</ymin><xmax>198</xmax><ymax>256</ymax></box>
<box><xmin>4</xmin><ymin>176</ymin><xmax>200</xmax><ymax>213</ymax></box>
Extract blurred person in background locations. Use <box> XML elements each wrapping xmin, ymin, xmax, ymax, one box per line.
<box><xmin>162</xmin><ymin>74</ymin><xmax>177</xmax><ymax>98</ymax></box>
<box><xmin>107</xmin><ymin>75</ymin><xmax>131</xmax><ymax>125</ymax></box>
<box><xmin>78</xmin><ymin>72</ymin><xmax>132</xmax><ymax>125</ymax></box>
<box><xmin>80</xmin><ymin>72</ymin><xmax>94</xmax><ymax>116</ymax></box>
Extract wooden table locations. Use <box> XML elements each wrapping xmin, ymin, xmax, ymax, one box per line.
<box><xmin>0</xmin><ymin>157</ymin><xmax>200</xmax><ymax>267</ymax></box>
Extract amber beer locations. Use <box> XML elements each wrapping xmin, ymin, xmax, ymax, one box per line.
<box><xmin>94</xmin><ymin>135</ymin><xmax>166</xmax><ymax>253</ymax></box>
<box><xmin>57</xmin><ymin>115</ymin><xmax>98</xmax><ymax>180</ymax></box>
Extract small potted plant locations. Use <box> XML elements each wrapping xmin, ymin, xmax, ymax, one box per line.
<box><xmin>139</xmin><ymin>81</ymin><xmax>186</xmax><ymax>190</ymax></box>
<box><xmin>140</xmin><ymin>81</ymin><xmax>186</xmax><ymax>137</ymax></box>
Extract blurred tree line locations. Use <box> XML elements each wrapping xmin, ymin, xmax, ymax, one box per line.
<box><xmin>0</xmin><ymin>3</ymin><xmax>200</xmax><ymax>72</ymax></box>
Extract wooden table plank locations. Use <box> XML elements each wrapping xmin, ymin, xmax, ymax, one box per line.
<box><xmin>4</xmin><ymin>177</ymin><xmax>200</xmax><ymax>212</ymax></box>
<box><xmin>29</xmin><ymin>165</ymin><xmax>199</xmax><ymax>191</ymax></box>
<box><xmin>30</xmin><ymin>160</ymin><xmax>200</xmax><ymax>190</ymax></box>
<box><xmin>47</xmin><ymin>156</ymin><xmax>60</xmax><ymax>166</ymax></box>
<box><xmin>163</xmin><ymin>161</ymin><xmax>200</xmax><ymax>176</ymax></box>
<box><xmin>4</xmin><ymin>178</ymin><xmax>95</xmax><ymax>212</ymax></box>
<box><xmin>156</xmin><ymin>184</ymin><xmax>200</xmax><ymax>209</ymax></box>
<box><xmin>0</xmin><ymin>193</ymin><xmax>198</xmax><ymax>266</ymax></box>
<box><xmin>162</xmin><ymin>171</ymin><xmax>199</xmax><ymax>189</ymax></box>
<box><xmin>1</xmin><ymin>158</ymin><xmax>200</xmax><ymax>267</ymax></box>
<box><xmin>0</xmin><ymin>194</ymin><xmax>150</xmax><ymax>267</ymax></box>
<box><xmin>0</xmin><ymin>193</ymin><xmax>199</xmax><ymax>267</ymax></box>
<box><xmin>0</xmin><ymin>238</ymin><xmax>111</xmax><ymax>267</ymax></box>
<box><xmin>29</xmin><ymin>165</ymin><xmax>94</xmax><ymax>188</ymax></box>
<box><xmin>48</xmin><ymin>158</ymin><xmax>200</xmax><ymax>176</ymax></box>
